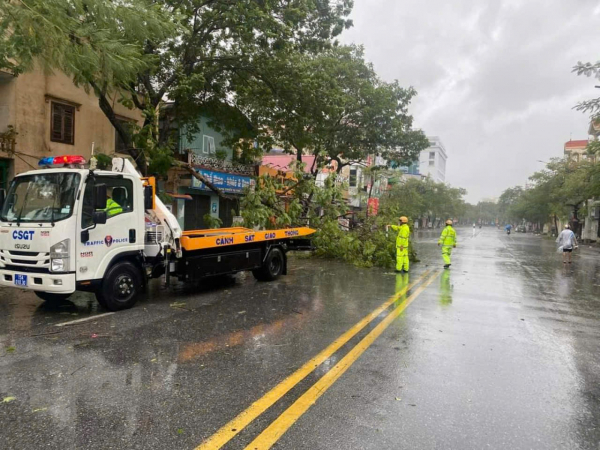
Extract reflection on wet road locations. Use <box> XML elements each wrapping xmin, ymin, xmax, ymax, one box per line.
<box><xmin>1</xmin><ymin>228</ymin><xmax>600</xmax><ymax>449</ymax></box>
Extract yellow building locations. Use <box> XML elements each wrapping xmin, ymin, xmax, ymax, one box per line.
<box><xmin>0</xmin><ymin>68</ymin><xmax>142</xmax><ymax>189</ymax></box>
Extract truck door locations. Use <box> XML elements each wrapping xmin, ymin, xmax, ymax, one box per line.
<box><xmin>76</xmin><ymin>176</ymin><xmax>137</xmax><ymax>281</ymax></box>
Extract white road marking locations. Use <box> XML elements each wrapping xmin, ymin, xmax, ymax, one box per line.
<box><xmin>54</xmin><ymin>312</ymin><xmax>115</xmax><ymax>327</ymax></box>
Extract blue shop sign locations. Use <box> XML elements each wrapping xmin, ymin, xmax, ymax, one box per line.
<box><xmin>192</xmin><ymin>169</ymin><xmax>253</xmax><ymax>194</ymax></box>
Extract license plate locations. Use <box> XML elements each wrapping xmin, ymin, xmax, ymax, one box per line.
<box><xmin>14</xmin><ymin>274</ymin><xmax>27</xmax><ymax>287</ymax></box>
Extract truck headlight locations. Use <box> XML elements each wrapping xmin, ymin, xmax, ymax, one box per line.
<box><xmin>51</xmin><ymin>259</ymin><xmax>65</xmax><ymax>272</ymax></box>
<box><xmin>50</xmin><ymin>239</ymin><xmax>70</xmax><ymax>272</ymax></box>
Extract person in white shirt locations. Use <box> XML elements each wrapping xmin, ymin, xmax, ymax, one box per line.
<box><xmin>556</xmin><ymin>224</ymin><xmax>578</xmax><ymax>264</ymax></box>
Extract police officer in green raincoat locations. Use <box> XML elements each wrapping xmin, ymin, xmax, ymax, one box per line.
<box><xmin>387</xmin><ymin>216</ymin><xmax>411</xmax><ymax>273</ymax></box>
<box><xmin>438</xmin><ymin>219</ymin><xmax>457</xmax><ymax>269</ymax></box>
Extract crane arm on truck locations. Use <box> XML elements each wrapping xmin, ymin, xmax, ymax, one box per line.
<box><xmin>111</xmin><ymin>157</ymin><xmax>182</xmax><ymax>249</ymax></box>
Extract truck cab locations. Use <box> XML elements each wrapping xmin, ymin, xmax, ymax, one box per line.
<box><xmin>0</xmin><ymin>157</ymin><xmax>145</xmax><ymax>308</ymax></box>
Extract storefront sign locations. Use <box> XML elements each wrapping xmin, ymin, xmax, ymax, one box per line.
<box><xmin>192</xmin><ymin>169</ymin><xmax>253</xmax><ymax>194</ymax></box>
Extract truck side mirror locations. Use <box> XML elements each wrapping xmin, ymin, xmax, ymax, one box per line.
<box><xmin>93</xmin><ymin>210</ymin><xmax>107</xmax><ymax>225</ymax></box>
<box><xmin>144</xmin><ymin>185</ymin><xmax>153</xmax><ymax>210</ymax></box>
<box><xmin>0</xmin><ymin>189</ymin><xmax>5</xmax><ymax>210</ymax></box>
<box><xmin>94</xmin><ymin>184</ymin><xmax>107</xmax><ymax>210</ymax></box>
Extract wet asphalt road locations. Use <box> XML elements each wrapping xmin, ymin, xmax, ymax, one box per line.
<box><xmin>1</xmin><ymin>227</ymin><xmax>600</xmax><ymax>450</ymax></box>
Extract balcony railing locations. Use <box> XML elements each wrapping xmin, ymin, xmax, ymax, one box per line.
<box><xmin>188</xmin><ymin>152</ymin><xmax>256</xmax><ymax>176</ymax></box>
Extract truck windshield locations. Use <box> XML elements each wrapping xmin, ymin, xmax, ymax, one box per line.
<box><xmin>0</xmin><ymin>173</ymin><xmax>81</xmax><ymax>223</ymax></box>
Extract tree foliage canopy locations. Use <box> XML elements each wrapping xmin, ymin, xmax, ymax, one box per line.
<box><xmin>573</xmin><ymin>61</ymin><xmax>600</xmax><ymax>117</ymax></box>
<box><xmin>381</xmin><ymin>178</ymin><xmax>466</xmax><ymax>223</ymax></box>
<box><xmin>223</xmin><ymin>45</ymin><xmax>428</xmax><ymax>173</ymax></box>
<box><xmin>498</xmin><ymin>157</ymin><xmax>600</xmax><ymax>226</ymax></box>
<box><xmin>0</xmin><ymin>0</ymin><xmax>354</xmax><ymax>173</ymax></box>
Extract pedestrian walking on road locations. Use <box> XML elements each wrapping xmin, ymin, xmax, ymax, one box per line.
<box><xmin>438</xmin><ymin>219</ymin><xmax>457</xmax><ymax>269</ymax></box>
<box><xmin>556</xmin><ymin>224</ymin><xmax>578</xmax><ymax>264</ymax></box>
<box><xmin>387</xmin><ymin>216</ymin><xmax>411</xmax><ymax>273</ymax></box>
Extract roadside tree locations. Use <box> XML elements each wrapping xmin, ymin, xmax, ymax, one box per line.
<box><xmin>223</xmin><ymin>45</ymin><xmax>429</xmax><ymax>176</ymax></box>
<box><xmin>381</xmin><ymin>178</ymin><xmax>466</xmax><ymax>226</ymax></box>
<box><xmin>0</xmin><ymin>0</ymin><xmax>353</xmax><ymax>175</ymax></box>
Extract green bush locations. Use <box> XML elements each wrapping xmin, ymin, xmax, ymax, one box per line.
<box><xmin>203</xmin><ymin>214</ymin><xmax>223</xmax><ymax>229</ymax></box>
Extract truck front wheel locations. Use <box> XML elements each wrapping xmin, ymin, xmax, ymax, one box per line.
<box><xmin>253</xmin><ymin>247</ymin><xmax>285</xmax><ymax>281</ymax></box>
<box><xmin>95</xmin><ymin>261</ymin><xmax>143</xmax><ymax>311</ymax></box>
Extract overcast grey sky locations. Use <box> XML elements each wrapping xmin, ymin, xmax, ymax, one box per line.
<box><xmin>341</xmin><ymin>0</ymin><xmax>599</xmax><ymax>203</ymax></box>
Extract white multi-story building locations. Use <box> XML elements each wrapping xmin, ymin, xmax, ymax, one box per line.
<box><xmin>419</xmin><ymin>136</ymin><xmax>447</xmax><ymax>183</ymax></box>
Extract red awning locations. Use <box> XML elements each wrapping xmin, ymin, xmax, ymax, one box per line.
<box><xmin>168</xmin><ymin>193</ymin><xmax>193</xmax><ymax>200</ymax></box>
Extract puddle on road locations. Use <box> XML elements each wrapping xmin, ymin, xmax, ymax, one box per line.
<box><xmin>0</xmin><ymin>289</ymin><xmax>102</xmax><ymax>336</ymax></box>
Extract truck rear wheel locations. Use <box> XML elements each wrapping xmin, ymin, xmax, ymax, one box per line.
<box><xmin>95</xmin><ymin>261</ymin><xmax>143</xmax><ymax>311</ymax></box>
<box><xmin>34</xmin><ymin>292</ymin><xmax>72</xmax><ymax>303</ymax></box>
<box><xmin>253</xmin><ymin>247</ymin><xmax>285</xmax><ymax>281</ymax></box>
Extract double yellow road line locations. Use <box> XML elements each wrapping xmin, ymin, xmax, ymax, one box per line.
<box><xmin>197</xmin><ymin>269</ymin><xmax>441</xmax><ymax>450</ymax></box>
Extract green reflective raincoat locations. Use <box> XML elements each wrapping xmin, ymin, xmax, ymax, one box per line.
<box><xmin>390</xmin><ymin>223</ymin><xmax>410</xmax><ymax>272</ymax></box>
<box><xmin>438</xmin><ymin>225</ymin><xmax>457</xmax><ymax>266</ymax></box>
<box><xmin>104</xmin><ymin>198</ymin><xmax>123</xmax><ymax>217</ymax></box>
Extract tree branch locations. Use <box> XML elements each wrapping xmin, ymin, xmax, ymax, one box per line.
<box><xmin>89</xmin><ymin>80</ymin><xmax>148</xmax><ymax>175</ymax></box>
<box><xmin>174</xmin><ymin>161</ymin><xmax>236</xmax><ymax>200</ymax></box>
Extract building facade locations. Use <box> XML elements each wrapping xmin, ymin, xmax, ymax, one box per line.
<box><xmin>563</xmin><ymin>138</ymin><xmax>600</xmax><ymax>241</ymax></box>
<box><xmin>168</xmin><ymin>115</ymin><xmax>255</xmax><ymax>230</ymax></box>
<box><xmin>564</xmin><ymin>139</ymin><xmax>591</xmax><ymax>162</ymax></box>
<box><xmin>571</xmin><ymin>133</ymin><xmax>600</xmax><ymax>241</ymax></box>
<box><xmin>0</xmin><ymin>68</ymin><xmax>142</xmax><ymax>189</ymax></box>
<box><xmin>419</xmin><ymin>136</ymin><xmax>447</xmax><ymax>183</ymax></box>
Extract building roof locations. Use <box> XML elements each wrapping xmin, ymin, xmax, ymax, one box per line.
<box><xmin>564</xmin><ymin>140</ymin><xmax>589</xmax><ymax>149</ymax></box>
<box><xmin>262</xmin><ymin>155</ymin><xmax>315</xmax><ymax>174</ymax></box>
<box><xmin>262</xmin><ymin>154</ymin><xmax>337</xmax><ymax>174</ymax></box>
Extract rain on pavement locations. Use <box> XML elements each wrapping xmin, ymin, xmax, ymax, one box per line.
<box><xmin>1</xmin><ymin>228</ymin><xmax>600</xmax><ymax>450</ymax></box>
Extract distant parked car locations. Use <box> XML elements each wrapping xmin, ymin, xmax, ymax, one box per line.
<box><xmin>517</xmin><ymin>225</ymin><xmax>526</xmax><ymax>233</ymax></box>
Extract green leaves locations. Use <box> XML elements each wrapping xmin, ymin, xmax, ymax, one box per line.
<box><xmin>573</xmin><ymin>61</ymin><xmax>600</xmax><ymax>115</ymax></box>
<box><xmin>0</xmin><ymin>0</ymin><xmax>175</xmax><ymax>90</ymax></box>
<box><xmin>382</xmin><ymin>178</ymin><xmax>467</xmax><ymax>224</ymax></box>
<box><xmin>223</xmin><ymin>44</ymin><xmax>427</xmax><ymax>172</ymax></box>
<box><xmin>499</xmin><ymin>157</ymin><xmax>600</xmax><ymax>225</ymax></box>
<box><xmin>203</xmin><ymin>214</ymin><xmax>223</xmax><ymax>229</ymax></box>
<box><xmin>240</xmin><ymin>167</ymin><xmax>431</xmax><ymax>269</ymax></box>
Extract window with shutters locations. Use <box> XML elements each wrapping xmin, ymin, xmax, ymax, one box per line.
<box><xmin>51</xmin><ymin>102</ymin><xmax>75</xmax><ymax>145</ymax></box>
<box><xmin>203</xmin><ymin>135</ymin><xmax>215</xmax><ymax>154</ymax></box>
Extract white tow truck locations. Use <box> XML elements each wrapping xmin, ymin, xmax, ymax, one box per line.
<box><xmin>0</xmin><ymin>155</ymin><xmax>314</xmax><ymax>310</ymax></box>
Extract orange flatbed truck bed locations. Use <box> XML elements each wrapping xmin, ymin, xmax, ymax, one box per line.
<box><xmin>175</xmin><ymin>227</ymin><xmax>316</xmax><ymax>283</ymax></box>
<box><xmin>180</xmin><ymin>226</ymin><xmax>315</xmax><ymax>251</ymax></box>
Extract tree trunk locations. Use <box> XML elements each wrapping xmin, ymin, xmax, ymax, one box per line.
<box><xmin>90</xmin><ymin>81</ymin><xmax>148</xmax><ymax>175</ymax></box>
